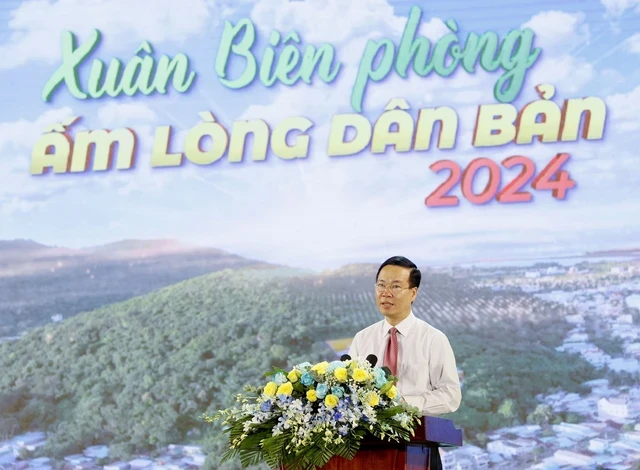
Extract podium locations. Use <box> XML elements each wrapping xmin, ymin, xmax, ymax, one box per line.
<box><xmin>320</xmin><ymin>416</ymin><xmax>462</xmax><ymax>470</ymax></box>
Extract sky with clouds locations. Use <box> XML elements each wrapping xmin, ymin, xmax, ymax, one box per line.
<box><xmin>0</xmin><ymin>0</ymin><xmax>639</xmax><ymax>270</ymax></box>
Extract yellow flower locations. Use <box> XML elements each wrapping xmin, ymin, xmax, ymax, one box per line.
<box><xmin>277</xmin><ymin>382</ymin><xmax>293</xmax><ymax>396</ymax></box>
<box><xmin>311</xmin><ymin>361</ymin><xmax>330</xmax><ymax>375</ymax></box>
<box><xmin>287</xmin><ymin>370</ymin><xmax>299</xmax><ymax>383</ymax></box>
<box><xmin>334</xmin><ymin>367</ymin><xmax>348</xmax><ymax>382</ymax></box>
<box><xmin>366</xmin><ymin>392</ymin><xmax>380</xmax><ymax>407</ymax></box>
<box><xmin>352</xmin><ymin>368</ymin><xmax>369</xmax><ymax>382</ymax></box>
<box><xmin>324</xmin><ymin>394</ymin><xmax>339</xmax><ymax>409</ymax></box>
<box><xmin>385</xmin><ymin>386</ymin><xmax>397</xmax><ymax>399</ymax></box>
<box><xmin>306</xmin><ymin>389</ymin><xmax>318</xmax><ymax>402</ymax></box>
<box><xmin>264</xmin><ymin>381</ymin><xmax>278</xmax><ymax>397</ymax></box>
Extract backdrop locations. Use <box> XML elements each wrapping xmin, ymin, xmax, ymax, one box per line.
<box><xmin>1</xmin><ymin>0</ymin><xmax>639</xmax><ymax>469</ymax></box>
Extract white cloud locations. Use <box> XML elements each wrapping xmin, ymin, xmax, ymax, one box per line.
<box><xmin>606</xmin><ymin>84</ymin><xmax>640</xmax><ymax>132</ymax></box>
<box><xmin>0</xmin><ymin>107</ymin><xmax>87</xmax><ymax>214</ymax></box>
<box><xmin>519</xmin><ymin>10</ymin><xmax>595</xmax><ymax>94</ymax></box>
<box><xmin>0</xmin><ymin>196</ymin><xmax>45</xmax><ymax>216</ymax></box>
<box><xmin>0</xmin><ymin>0</ymin><xmax>215</xmax><ymax>70</ymax></box>
<box><xmin>523</xmin><ymin>11</ymin><xmax>590</xmax><ymax>51</ymax></box>
<box><xmin>0</xmin><ymin>107</ymin><xmax>73</xmax><ymax>153</ymax></box>
<box><xmin>0</xmin><ymin>149</ymin><xmax>77</xmax><ymax>215</ymax></box>
<box><xmin>527</xmin><ymin>55</ymin><xmax>595</xmax><ymax>94</ymax></box>
<box><xmin>600</xmin><ymin>0</ymin><xmax>640</xmax><ymax>19</ymax></box>
<box><xmin>97</xmin><ymin>102</ymin><xmax>158</xmax><ymax>128</ymax></box>
<box><xmin>624</xmin><ymin>32</ymin><xmax>640</xmax><ymax>53</ymax></box>
<box><xmin>599</xmin><ymin>68</ymin><xmax>626</xmax><ymax>94</ymax></box>
<box><xmin>250</xmin><ymin>0</ymin><xmax>405</xmax><ymax>44</ymax></box>
<box><xmin>520</xmin><ymin>11</ymin><xmax>594</xmax><ymax>94</ymax></box>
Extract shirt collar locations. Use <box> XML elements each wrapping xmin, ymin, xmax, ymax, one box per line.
<box><xmin>382</xmin><ymin>310</ymin><xmax>416</xmax><ymax>338</ymax></box>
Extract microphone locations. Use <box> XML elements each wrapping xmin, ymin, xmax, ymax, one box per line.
<box><xmin>365</xmin><ymin>354</ymin><xmax>378</xmax><ymax>367</ymax></box>
<box><xmin>340</xmin><ymin>354</ymin><xmax>351</xmax><ymax>361</ymax></box>
<box><xmin>380</xmin><ymin>366</ymin><xmax>393</xmax><ymax>378</ymax></box>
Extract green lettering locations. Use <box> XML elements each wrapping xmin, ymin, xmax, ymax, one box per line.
<box><xmin>494</xmin><ymin>28</ymin><xmax>541</xmax><ymax>103</ymax></box>
<box><xmin>42</xmin><ymin>30</ymin><xmax>101</xmax><ymax>102</ymax></box>
<box><xmin>43</xmin><ymin>31</ymin><xmax>195</xmax><ymax>101</ymax></box>
<box><xmin>431</xmin><ymin>32</ymin><xmax>461</xmax><ymax>77</ymax></box>
<box><xmin>87</xmin><ymin>58</ymin><xmax>124</xmax><ymax>98</ymax></box>
<box><xmin>300</xmin><ymin>44</ymin><xmax>340</xmax><ymax>84</ymax></box>
<box><xmin>458</xmin><ymin>32</ymin><xmax>501</xmax><ymax>73</ymax></box>
<box><xmin>122</xmin><ymin>41</ymin><xmax>156</xmax><ymax>95</ymax></box>
<box><xmin>478</xmin><ymin>32</ymin><xmax>501</xmax><ymax>72</ymax></box>
<box><xmin>153</xmin><ymin>54</ymin><xmax>196</xmax><ymax>94</ymax></box>
<box><xmin>215</xmin><ymin>19</ymin><xmax>257</xmax><ymax>88</ymax></box>
<box><xmin>395</xmin><ymin>5</ymin><xmax>432</xmax><ymax>77</ymax></box>
<box><xmin>348</xmin><ymin>10</ymin><xmax>541</xmax><ymax>112</ymax></box>
<box><xmin>275</xmin><ymin>47</ymin><xmax>301</xmax><ymax>86</ymax></box>
<box><xmin>352</xmin><ymin>39</ymin><xmax>395</xmax><ymax>113</ymax></box>
<box><xmin>259</xmin><ymin>31</ymin><xmax>280</xmax><ymax>87</ymax></box>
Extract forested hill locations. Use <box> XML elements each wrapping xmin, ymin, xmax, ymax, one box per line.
<box><xmin>0</xmin><ymin>265</ymin><xmax>595</xmax><ymax>465</ymax></box>
<box><xmin>0</xmin><ymin>238</ymin><xmax>278</xmax><ymax>337</ymax></box>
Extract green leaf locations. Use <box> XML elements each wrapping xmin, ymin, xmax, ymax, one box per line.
<box><xmin>376</xmin><ymin>405</ymin><xmax>405</xmax><ymax>419</ymax></box>
<box><xmin>218</xmin><ymin>447</ymin><xmax>239</xmax><ymax>464</ymax></box>
<box><xmin>265</xmin><ymin>366</ymin><xmax>288</xmax><ymax>377</ymax></box>
<box><xmin>379</xmin><ymin>380</ymin><xmax>394</xmax><ymax>394</ymax></box>
<box><xmin>239</xmin><ymin>448</ymin><xmax>263</xmax><ymax>468</ymax></box>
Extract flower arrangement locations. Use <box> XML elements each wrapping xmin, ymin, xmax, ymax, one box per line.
<box><xmin>203</xmin><ymin>356</ymin><xmax>422</xmax><ymax>470</ymax></box>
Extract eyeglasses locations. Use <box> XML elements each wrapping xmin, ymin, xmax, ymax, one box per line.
<box><xmin>374</xmin><ymin>282</ymin><xmax>412</xmax><ymax>295</ymax></box>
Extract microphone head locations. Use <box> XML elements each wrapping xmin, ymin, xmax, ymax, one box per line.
<box><xmin>340</xmin><ymin>354</ymin><xmax>351</xmax><ymax>361</ymax></box>
<box><xmin>380</xmin><ymin>366</ymin><xmax>393</xmax><ymax>378</ymax></box>
<box><xmin>365</xmin><ymin>354</ymin><xmax>378</xmax><ymax>367</ymax></box>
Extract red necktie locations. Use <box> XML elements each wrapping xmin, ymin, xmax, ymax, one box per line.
<box><xmin>384</xmin><ymin>327</ymin><xmax>398</xmax><ymax>377</ymax></box>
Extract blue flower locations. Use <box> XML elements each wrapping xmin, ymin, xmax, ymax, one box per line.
<box><xmin>274</xmin><ymin>372</ymin><xmax>287</xmax><ymax>385</ymax></box>
<box><xmin>297</xmin><ymin>362</ymin><xmax>313</xmax><ymax>369</ymax></box>
<box><xmin>301</xmin><ymin>372</ymin><xmax>315</xmax><ymax>386</ymax></box>
<box><xmin>374</xmin><ymin>374</ymin><xmax>387</xmax><ymax>389</ymax></box>
<box><xmin>316</xmin><ymin>383</ymin><xmax>328</xmax><ymax>399</ymax></box>
<box><xmin>260</xmin><ymin>401</ymin><xmax>273</xmax><ymax>412</ymax></box>
<box><xmin>327</xmin><ymin>361</ymin><xmax>344</xmax><ymax>373</ymax></box>
<box><xmin>338</xmin><ymin>426</ymin><xmax>349</xmax><ymax>436</ymax></box>
<box><xmin>331</xmin><ymin>386</ymin><xmax>345</xmax><ymax>398</ymax></box>
<box><xmin>277</xmin><ymin>394</ymin><xmax>293</xmax><ymax>404</ymax></box>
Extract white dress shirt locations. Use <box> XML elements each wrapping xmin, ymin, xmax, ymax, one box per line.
<box><xmin>348</xmin><ymin>311</ymin><xmax>461</xmax><ymax>416</ymax></box>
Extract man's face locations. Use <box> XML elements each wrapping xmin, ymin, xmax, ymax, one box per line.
<box><xmin>375</xmin><ymin>265</ymin><xmax>418</xmax><ymax>322</ymax></box>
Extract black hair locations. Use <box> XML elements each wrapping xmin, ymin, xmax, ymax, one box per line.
<box><xmin>376</xmin><ymin>256</ymin><xmax>421</xmax><ymax>289</ymax></box>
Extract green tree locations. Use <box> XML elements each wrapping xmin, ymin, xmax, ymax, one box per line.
<box><xmin>527</xmin><ymin>404</ymin><xmax>553</xmax><ymax>425</ymax></box>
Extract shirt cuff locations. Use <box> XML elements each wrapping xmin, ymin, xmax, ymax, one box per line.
<box><xmin>402</xmin><ymin>395</ymin><xmax>425</xmax><ymax>412</ymax></box>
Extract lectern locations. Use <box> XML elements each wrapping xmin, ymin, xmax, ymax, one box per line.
<box><xmin>320</xmin><ymin>416</ymin><xmax>462</xmax><ymax>470</ymax></box>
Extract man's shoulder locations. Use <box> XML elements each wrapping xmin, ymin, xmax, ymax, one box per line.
<box><xmin>411</xmin><ymin>316</ymin><xmax>450</xmax><ymax>339</ymax></box>
<box><xmin>353</xmin><ymin>319</ymin><xmax>385</xmax><ymax>338</ymax></box>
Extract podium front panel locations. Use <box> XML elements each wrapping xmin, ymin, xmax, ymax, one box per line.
<box><xmin>319</xmin><ymin>443</ymin><xmax>435</xmax><ymax>470</ymax></box>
